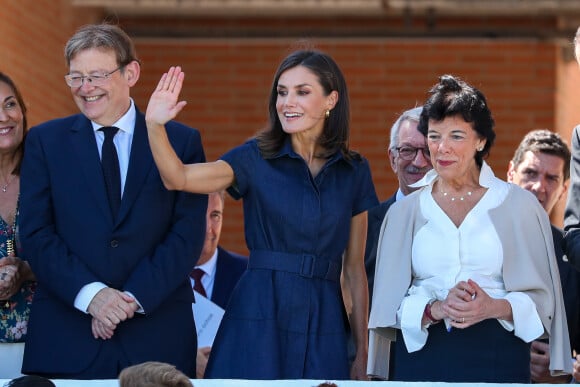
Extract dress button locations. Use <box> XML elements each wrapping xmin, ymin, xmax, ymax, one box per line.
<box><xmin>110</xmin><ymin>240</ymin><xmax>119</xmax><ymax>248</ymax></box>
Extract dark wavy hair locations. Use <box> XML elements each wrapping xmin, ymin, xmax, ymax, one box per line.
<box><xmin>0</xmin><ymin>72</ymin><xmax>28</xmax><ymax>175</ymax></box>
<box><xmin>256</xmin><ymin>49</ymin><xmax>357</xmax><ymax>160</ymax></box>
<box><xmin>418</xmin><ymin>74</ymin><xmax>495</xmax><ymax>168</ymax></box>
<box><xmin>511</xmin><ymin>129</ymin><xmax>570</xmax><ymax>181</ymax></box>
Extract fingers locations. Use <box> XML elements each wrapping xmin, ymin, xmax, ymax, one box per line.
<box><xmin>92</xmin><ymin>318</ymin><xmax>115</xmax><ymax>340</ymax></box>
<box><xmin>0</xmin><ymin>264</ymin><xmax>20</xmax><ymax>298</ymax></box>
<box><xmin>442</xmin><ymin>298</ymin><xmax>474</xmax><ymax>327</ymax></box>
<box><xmin>0</xmin><ymin>264</ymin><xmax>18</xmax><ymax>280</ymax></box>
<box><xmin>196</xmin><ymin>349</ymin><xmax>209</xmax><ymax>379</ymax></box>
<box><xmin>0</xmin><ymin>256</ymin><xmax>18</xmax><ymax>266</ymax></box>
<box><xmin>146</xmin><ymin>66</ymin><xmax>187</xmax><ymax>126</ymax></box>
<box><xmin>167</xmin><ymin>66</ymin><xmax>183</xmax><ymax>92</ymax></box>
<box><xmin>157</xmin><ymin>66</ymin><xmax>183</xmax><ymax>92</ymax></box>
<box><xmin>120</xmin><ymin>291</ymin><xmax>135</xmax><ymax>303</ymax></box>
<box><xmin>530</xmin><ymin>340</ymin><xmax>549</xmax><ymax>354</ymax></box>
<box><xmin>467</xmin><ymin>279</ymin><xmax>483</xmax><ymax>296</ymax></box>
<box><xmin>529</xmin><ymin>342</ymin><xmax>551</xmax><ymax>383</ymax></box>
<box><xmin>88</xmin><ymin>288</ymin><xmax>137</xmax><ymax>330</ymax></box>
<box><xmin>155</xmin><ymin>72</ymin><xmax>168</xmax><ymax>92</ymax></box>
<box><xmin>199</xmin><ymin>346</ymin><xmax>212</xmax><ymax>358</ymax></box>
<box><xmin>452</xmin><ymin>280</ymin><xmax>476</xmax><ymax>301</ymax></box>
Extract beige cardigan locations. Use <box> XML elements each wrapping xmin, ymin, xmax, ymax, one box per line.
<box><xmin>367</xmin><ymin>181</ymin><xmax>572</xmax><ymax>379</ymax></box>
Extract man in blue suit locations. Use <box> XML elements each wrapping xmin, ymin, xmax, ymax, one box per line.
<box><xmin>19</xmin><ymin>24</ymin><xmax>207</xmax><ymax>379</ymax></box>
<box><xmin>508</xmin><ymin>129</ymin><xmax>579</xmax><ymax>383</ymax></box>
<box><xmin>192</xmin><ymin>191</ymin><xmax>247</xmax><ymax>378</ymax></box>
<box><xmin>364</xmin><ymin>106</ymin><xmax>431</xmax><ymax>302</ymax></box>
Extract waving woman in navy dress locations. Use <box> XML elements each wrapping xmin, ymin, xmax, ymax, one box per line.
<box><xmin>145</xmin><ymin>50</ymin><xmax>378</xmax><ymax>380</ymax></box>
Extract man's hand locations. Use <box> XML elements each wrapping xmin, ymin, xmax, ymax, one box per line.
<box><xmin>196</xmin><ymin>346</ymin><xmax>211</xmax><ymax>378</ymax></box>
<box><xmin>530</xmin><ymin>340</ymin><xmax>571</xmax><ymax>383</ymax></box>
<box><xmin>87</xmin><ymin>287</ymin><xmax>138</xmax><ymax>330</ymax></box>
<box><xmin>91</xmin><ymin>317</ymin><xmax>115</xmax><ymax>340</ymax></box>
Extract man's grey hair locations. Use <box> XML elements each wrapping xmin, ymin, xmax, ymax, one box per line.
<box><xmin>388</xmin><ymin>106</ymin><xmax>423</xmax><ymax>151</ymax></box>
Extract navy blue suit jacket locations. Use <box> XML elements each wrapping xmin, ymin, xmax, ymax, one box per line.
<box><xmin>19</xmin><ymin>109</ymin><xmax>207</xmax><ymax>377</ymax></box>
<box><xmin>364</xmin><ymin>194</ymin><xmax>396</xmax><ymax>304</ymax></box>
<box><xmin>210</xmin><ymin>247</ymin><xmax>247</xmax><ymax>310</ymax></box>
<box><xmin>552</xmin><ymin>225</ymin><xmax>580</xmax><ymax>352</ymax></box>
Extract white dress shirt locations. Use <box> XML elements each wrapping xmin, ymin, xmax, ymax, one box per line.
<box><xmin>395</xmin><ymin>188</ymin><xmax>406</xmax><ymax>202</ymax></box>
<box><xmin>398</xmin><ymin>163</ymin><xmax>544</xmax><ymax>352</ymax></box>
<box><xmin>73</xmin><ymin>100</ymin><xmax>137</xmax><ymax>313</ymax></box>
<box><xmin>92</xmin><ymin>99</ymin><xmax>136</xmax><ymax>195</ymax></box>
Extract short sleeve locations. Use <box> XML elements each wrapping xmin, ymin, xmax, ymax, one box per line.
<box><xmin>352</xmin><ymin>157</ymin><xmax>379</xmax><ymax>216</ymax></box>
<box><xmin>219</xmin><ymin>140</ymin><xmax>257</xmax><ymax>200</ymax></box>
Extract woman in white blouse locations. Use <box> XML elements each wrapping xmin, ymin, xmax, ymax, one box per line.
<box><xmin>367</xmin><ymin>75</ymin><xmax>571</xmax><ymax>383</ymax></box>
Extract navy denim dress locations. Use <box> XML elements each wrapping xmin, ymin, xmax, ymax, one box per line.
<box><xmin>205</xmin><ymin>139</ymin><xmax>378</xmax><ymax>379</ymax></box>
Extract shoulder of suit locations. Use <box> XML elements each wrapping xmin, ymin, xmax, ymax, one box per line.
<box><xmin>218</xmin><ymin>247</ymin><xmax>248</xmax><ymax>264</ymax></box>
<box><xmin>164</xmin><ymin>119</ymin><xmax>201</xmax><ymax>135</ymax></box>
<box><xmin>30</xmin><ymin>114</ymin><xmax>85</xmax><ymax>132</ymax></box>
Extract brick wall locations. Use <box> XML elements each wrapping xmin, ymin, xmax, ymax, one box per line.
<box><xmin>3</xmin><ymin>2</ymin><xmax>580</xmax><ymax>254</ymax></box>
<box><xmin>130</xmin><ymin>38</ymin><xmax>580</xmax><ymax>253</ymax></box>
<box><xmin>0</xmin><ymin>0</ymin><xmax>105</xmax><ymax>126</ymax></box>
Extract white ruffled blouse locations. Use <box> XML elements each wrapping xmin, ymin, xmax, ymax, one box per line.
<box><xmin>397</xmin><ymin>162</ymin><xmax>544</xmax><ymax>352</ymax></box>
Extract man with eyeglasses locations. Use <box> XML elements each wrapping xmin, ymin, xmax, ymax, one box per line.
<box><xmin>19</xmin><ymin>24</ymin><xmax>207</xmax><ymax>379</ymax></box>
<box><xmin>364</xmin><ymin>106</ymin><xmax>432</xmax><ymax>302</ymax></box>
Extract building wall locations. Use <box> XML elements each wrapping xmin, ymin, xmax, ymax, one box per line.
<box><xmin>0</xmin><ymin>0</ymin><xmax>105</xmax><ymax>126</ymax></box>
<box><xmin>2</xmin><ymin>1</ymin><xmax>580</xmax><ymax>254</ymax></box>
<box><xmin>130</xmin><ymin>38</ymin><xmax>579</xmax><ymax>252</ymax></box>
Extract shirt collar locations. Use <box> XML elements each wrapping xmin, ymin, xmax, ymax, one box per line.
<box><xmin>195</xmin><ymin>248</ymin><xmax>218</xmax><ymax>278</ymax></box>
<box><xmin>395</xmin><ymin>188</ymin><xmax>406</xmax><ymax>201</ymax></box>
<box><xmin>91</xmin><ymin>99</ymin><xmax>136</xmax><ymax>135</ymax></box>
<box><xmin>410</xmin><ymin>161</ymin><xmax>496</xmax><ymax>189</ymax></box>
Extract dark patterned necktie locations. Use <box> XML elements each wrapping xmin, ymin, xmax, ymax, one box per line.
<box><xmin>100</xmin><ymin>126</ymin><xmax>121</xmax><ymax>218</ymax></box>
<box><xmin>190</xmin><ymin>268</ymin><xmax>207</xmax><ymax>297</ymax></box>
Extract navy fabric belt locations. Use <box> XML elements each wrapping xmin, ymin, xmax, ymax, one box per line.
<box><xmin>248</xmin><ymin>250</ymin><xmax>341</xmax><ymax>283</ymax></box>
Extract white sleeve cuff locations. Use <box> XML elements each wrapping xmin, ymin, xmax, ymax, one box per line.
<box><xmin>503</xmin><ymin>292</ymin><xmax>544</xmax><ymax>342</ymax></box>
<box><xmin>124</xmin><ymin>291</ymin><xmax>144</xmax><ymax>314</ymax></box>
<box><xmin>400</xmin><ymin>295</ymin><xmax>430</xmax><ymax>352</ymax></box>
<box><xmin>74</xmin><ymin>282</ymin><xmax>107</xmax><ymax>313</ymax></box>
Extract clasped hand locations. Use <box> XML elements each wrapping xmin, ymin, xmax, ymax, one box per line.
<box><xmin>0</xmin><ymin>256</ymin><xmax>22</xmax><ymax>300</ymax></box>
<box><xmin>436</xmin><ymin>279</ymin><xmax>492</xmax><ymax>329</ymax></box>
<box><xmin>88</xmin><ymin>287</ymin><xmax>138</xmax><ymax>340</ymax></box>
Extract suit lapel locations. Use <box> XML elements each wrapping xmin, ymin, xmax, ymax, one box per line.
<box><xmin>69</xmin><ymin>116</ymin><xmax>114</xmax><ymax>224</ymax></box>
<box><xmin>212</xmin><ymin>247</ymin><xmax>228</xmax><ymax>308</ymax></box>
<box><xmin>117</xmin><ymin>111</ymin><xmax>153</xmax><ymax>224</ymax></box>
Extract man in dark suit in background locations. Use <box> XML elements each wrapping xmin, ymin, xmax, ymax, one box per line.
<box><xmin>364</xmin><ymin>106</ymin><xmax>431</xmax><ymax>301</ymax></box>
<box><xmin>191</xmin><ymin>191</ymin><xmax>247</xmax><ymax>378</ymax></box>
<box><xmin>508</xmin><ymin>129</ymin><xmax>578</xmax><ymax>384</ymax></box>
<box><xmin>19</xmin><ymin>24</ymin><xmax>207</xmax><ymax>379</ymax></box>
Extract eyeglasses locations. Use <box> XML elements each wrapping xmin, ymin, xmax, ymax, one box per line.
<box><xmin>395</xmin><ymin>146</ymin><xmax>430</xmax><ymax>161</ymax></box>
<box><xmin>64</xmin><ymin>66</ymin><xmax>123</xmax><ymax>88</ymax></box>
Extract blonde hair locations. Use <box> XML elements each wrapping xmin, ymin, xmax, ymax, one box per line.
<box><xmin>118</xmin><ymin>362</ymin><xmax>193</xmax><ymax>387</ymax></box>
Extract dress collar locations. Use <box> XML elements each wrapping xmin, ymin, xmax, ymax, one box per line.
<box><xmin>271</xmin><ymin>136</ymin><xmax>347</xmax><ymax>165</ymax></box>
